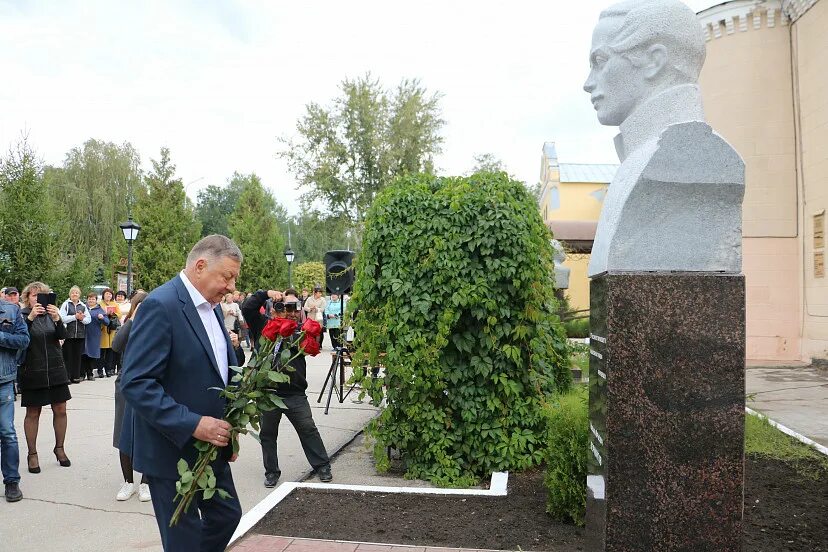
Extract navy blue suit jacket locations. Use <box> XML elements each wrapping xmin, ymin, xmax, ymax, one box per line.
<box><xmin>119</xmin><ymin>275</ymin><xmax>236</xmax><ymax>480</ymax></box>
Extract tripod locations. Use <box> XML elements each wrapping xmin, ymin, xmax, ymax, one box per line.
<box><xmin>316</xmin><ymin>298</ymin><xmax>355</xmax><ymax>414</ymax></box>
<box><xmin>317</xmin><ymin>344</ymin><xmax>356</xmax><ymax>414</ymax></box>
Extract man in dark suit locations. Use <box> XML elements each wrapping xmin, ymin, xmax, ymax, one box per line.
<box><xmin>120</xmin><ymin>235</ymin><xmax>244</xmax><ymax>551</ymax></box>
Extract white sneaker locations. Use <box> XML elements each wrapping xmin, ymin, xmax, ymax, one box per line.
<box><xmin>138</xmin><ymin>483</ymin><xmax>151</xmax><ymax>502</ymax></box>
<box><xmin>116</xmin><ymin>482</ymin><xmax>135</xmax><ymax>501</ymax></box>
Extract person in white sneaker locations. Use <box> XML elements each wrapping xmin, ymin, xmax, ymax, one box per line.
<box><xmin>112</xmin><ymin>292</ymin><xmax>151</xmax><ymax>502</ymax></box>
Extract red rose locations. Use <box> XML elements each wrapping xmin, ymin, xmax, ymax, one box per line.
<box><xmin>301</xmin><ymin>318</ymin><xmax>322</xmax><ymax>339</ymax></box>
<box><xmin>262</xmin><ymin>318</ymin><xmax>298</xmax><ymax>341</ymax></box>
<box><xmin>301</xmin><ymin>335</ymin><xmax>321</xmax><ymax>356</ymax></box>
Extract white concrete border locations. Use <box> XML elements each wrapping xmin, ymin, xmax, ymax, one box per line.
<box><xmin>230</xmin><ymin>471</ymin><xmax>510</xmax><ymax>545</ymax></box>
<box><xmin>746</xmin><ymin>406</ymin><xmax>828</xmax><ymax>457</ymax></box>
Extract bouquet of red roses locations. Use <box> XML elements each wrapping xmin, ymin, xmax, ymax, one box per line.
<box><xmin>170</xmin><ymin>318</ymin><xmax>322</xmax><ymax>526</ymax></box>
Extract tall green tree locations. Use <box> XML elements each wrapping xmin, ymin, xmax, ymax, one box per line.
<box><xmin>0</xmin><ymin>135</ymin><xmax>59</xmax><ymax>288</ymax></box>
<box><xmin>470</xmin><ymin>153</ymin><xmax>541</xmax><ymax>203</ymax></box>
<box><xmin>292</xmin><ymin>261</ymin><xmax>326</xmax><ymax>292</ymax></box>
<box><xmin>131</xmin><ymin>148</ymin><xmax>201</xmax><ymax>291</ymax></box>
<box><xmin>278</xmin><ymin>74</ymin><xmax>444</xmax><ymax>224</ymax></box>
<box><xmin>289</xmin><ymin>210</ymin><xmax>356</xmax><ymax>263</ymax></box>
<box><xmin>47</xmin><ymin>139</ymin><xmax>143</xmax><ymax>272</ymax></box>
<box><xmin>470</xmin><ymin>153</ymin><xmax>507</xmax><ymax>174</ymax></box>
<box><xmin>228</xmin><ymin>173</ymin><xmax>287</xmax><ymax>292</ymax></box>
<box><xmin>194</xmin><ymin>174</ymin><xmax>247</xmax><ymax>237</ymax></box>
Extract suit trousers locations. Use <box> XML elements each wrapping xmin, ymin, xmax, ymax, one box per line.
<box><xmin>260</xmin><ymin>394</ymin><xmax>330</xmax><ymax>478</ymax></box>
<box><xmin>147</xmin><ymin>462</ymin><xmax>242</xmax><ymax>552</ymax></box>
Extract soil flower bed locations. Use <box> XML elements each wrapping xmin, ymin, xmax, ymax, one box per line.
<box><xmin>249</xmin><ymin>453</ymin><xmax>827</xmax><ymax>552</ymax></box>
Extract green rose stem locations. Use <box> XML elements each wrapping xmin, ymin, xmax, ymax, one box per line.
<box><xmin>169</xmin><ymin>331</ymin><xmax>310</xmax><ymax>527</ymax></box>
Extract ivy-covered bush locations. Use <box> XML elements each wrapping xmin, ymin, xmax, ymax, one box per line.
<box><xmin>351</xmin><ymin>171</ymin><xmax>571</xmax><ymax>485</ymax></box>
<box><xmin>543</xmin><ymin>385</ymin><xmax>588</xmax><ymax>525</ymax></box>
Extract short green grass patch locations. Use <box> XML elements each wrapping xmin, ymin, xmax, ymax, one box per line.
<box><xmin>744</xmin><ymin>413</ymin><xmax>828</xmax><ymax>480</ymax></box>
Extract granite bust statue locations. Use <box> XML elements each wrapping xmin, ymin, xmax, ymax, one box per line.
<box><xmin>584</xmin><ymin>0</ymin><xmax>745</xmax><ymax>277</ymax></box>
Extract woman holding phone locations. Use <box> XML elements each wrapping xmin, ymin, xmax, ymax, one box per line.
<box><xmin>18</xmin><ymin>282</ymin><xmax>72</xmax><ymax>472</ymax></box>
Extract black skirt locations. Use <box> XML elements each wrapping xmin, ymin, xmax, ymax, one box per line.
<box><xmin>21</xmin><ymin>384</ymin><xmax>72</xmax><ymax>407</ymax></box>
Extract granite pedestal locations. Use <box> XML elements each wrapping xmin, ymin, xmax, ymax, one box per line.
<box><xmin>586</xmin><ymin>272</ymin><xmax>745</xmax><ymax>552</ymax></box>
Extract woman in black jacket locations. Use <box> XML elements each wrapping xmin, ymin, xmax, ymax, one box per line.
<box><xmin>19</xmin><ymin>282</ymin><xmax>72</xmax><ymax>473</ymax></box>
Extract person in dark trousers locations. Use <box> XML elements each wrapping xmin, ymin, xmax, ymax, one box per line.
<box><xmin>119</xmin><ymin>235</ymin><xmax>243</xmax><ymax>551</ymax></box>
<box><xmin>241</xmin><ymin>288</ymin><xmax>283</xmax><ymax>350</ymax></box>
<box><xmin>59</xmin><ymin>286</ymin><xmax>91</xmax><ymax>384</ymax></box>
<box><xmin>254</xmin><ymin>288</ymin><xmax>332</xmax><ymax>488</ymax></box>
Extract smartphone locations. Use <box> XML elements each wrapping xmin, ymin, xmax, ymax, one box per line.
<box><xmin>37</xmin><ymin>292</ymin><xmax>57</xmax><ymax>307</ymax></box>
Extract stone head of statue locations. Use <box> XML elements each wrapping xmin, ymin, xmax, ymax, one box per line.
<box><xmin>583</xmin><ymin>0</ymin><xmax>706</xmax><ymax>127</ymax></box>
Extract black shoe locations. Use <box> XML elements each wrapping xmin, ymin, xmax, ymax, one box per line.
<box><xmin>317</xmin><ymin>465</ymin><xmax>332</xmax><ymax>483</ymax></box>
<box><xmin>27</xmin><ymin>452</ymin><xmax>40</xmax><ymax>474</ymax></box>
<box><xmin>264</xmin><ymin>473</ymin><xmax>280</xmax><ymax>488</ymax></box>
<box><xmin>53</xmin><ymin>446</ymin><xmax>71</xmax><ymax>467</ymax></box>
<box><xmin>87</xmin><ymin>374</ymin><xmax>95</xmax><ymax>381</ymax></box>
<box><xmin>4</xmin><ymin>482</ymin><xmax>22</xmax><ymax>502</ymax></box>
<box><xmin>96</xmin><ymin>371</ymin><xmax>104</xmax><ymax>378</ymax></box>
<box><xmin>105</xmin><ymin>372</ymin><xmax>113</xmax><ymax>378</ymax></box>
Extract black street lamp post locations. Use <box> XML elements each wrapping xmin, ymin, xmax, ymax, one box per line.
<box><xmin>285</xmin><ymin>248</ymin><xmax>295</xmax><ymax>288</ymax></box>
<box><xmin>119</xmin><ymin>217</ymin><xmax>141</xmax><ymax>296</ymax></box>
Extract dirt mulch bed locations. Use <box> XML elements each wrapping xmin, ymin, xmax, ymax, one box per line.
<box><xmin>251</xmin><ymin>454</ymin><xmax>827</xmax><ymax>551</ymax></box>
<box><xmin>744</xmin><ymin>455</ymin><xmax>828</xmax><ymax>552</ymax></box>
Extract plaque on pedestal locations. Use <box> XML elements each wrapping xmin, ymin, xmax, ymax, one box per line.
<box><xmin>587</xmin><ymin>272</ymin><xmax>745</xmax><ymax>552</ymax></box>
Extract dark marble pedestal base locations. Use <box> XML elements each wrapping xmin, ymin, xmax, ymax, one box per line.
<box><xmin>586</xmin><ymin>272</ymin><xmax>745</xmax><ymax>552</ymax></box>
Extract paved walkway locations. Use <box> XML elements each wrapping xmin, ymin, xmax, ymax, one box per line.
<box><xmin>746</xmin><ymin>364</ymin><xmax>828</xmax><ymax>446</ymax></box>
<box><xmin>231</xmin><ymin>535</ymin><xmax>505</xmax><ymax>552</ymax></box>
<box><xmin>0</xmin><ymin>341</ymin><xmax>377</xmax><ymax>551</ymax></box>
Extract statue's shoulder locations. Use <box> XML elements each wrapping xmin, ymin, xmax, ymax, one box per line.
<box><xmin>643</xmin><ymin>121</ymin><xmax>744</xmax><ymax>186</ymax></box>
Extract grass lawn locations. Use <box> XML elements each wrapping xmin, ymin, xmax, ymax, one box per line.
<box><xmin>744</xmin><ymin>412</ymin><xmax>828</xmax><ymax>479</ymax></box>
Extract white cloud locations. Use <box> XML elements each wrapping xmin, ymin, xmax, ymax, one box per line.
<box><xmin>0</xmin><ymin>0</ymin><xmax>721</xmax><ymax>213</ymax></box>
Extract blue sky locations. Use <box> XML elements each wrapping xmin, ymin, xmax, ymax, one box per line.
<box><xmin>0</xmin><ymin>0</ymin><xmax>716</xmax><ymax>214</ymax></box>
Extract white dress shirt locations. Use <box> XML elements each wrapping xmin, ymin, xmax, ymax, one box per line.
<box><xmin>180</xmin><ymin>271</ymin><xmax>229</xmax><ymax>385</ymax></box>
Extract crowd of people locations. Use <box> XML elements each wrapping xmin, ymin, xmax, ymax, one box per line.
<box><xmin>0</xmin><ymin>251</ymin><xmax>348</xmax><ymax>538</ymax></box>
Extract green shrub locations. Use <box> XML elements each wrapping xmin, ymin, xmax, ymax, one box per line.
<box><xmin>351</xmin><ymin>171</ymin><xmax>572</xmax><ymax>485</ymax></box>
<box><xmin>563</xmin><ymin>317</ymin><xmax>590</xmax><ymax>338</ymax></box>
<box><xmin>543</xmin><ymin>385</ymin><xmax>589</xmax><ymax>525</ymax></box>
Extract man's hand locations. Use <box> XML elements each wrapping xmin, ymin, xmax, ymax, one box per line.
<box><xmin>193</xmin><ymin>416</ymin><xmax>232</xmax><ymax>448</ymax></box>
<box><xmin>229</xmin><ymin>331</ymin><xmax>239</xmax><ymax>348</ymax></box>
<box><xmin>267</xmin><ymin>290</ymin><xmax>283</xmax><ymax>301</ymax></box>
